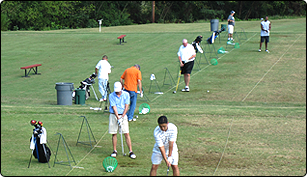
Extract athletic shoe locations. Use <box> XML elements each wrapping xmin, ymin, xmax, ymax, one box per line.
<box><xmin>129</xmin><ymin>152</ymin><xmax>136</xmax><ymax>159</ymax></box>
<box><xmin>99</xmin><ymin>98</ymin><xmax>104</xmax><ymax>102</ymax></box>
<box><xmin>128</xmin><ymin>118</ymin><xmax>136</xmax><ymax>122</ymax></box>
<box><xmin>111</xmin><ymin>151</ymin><xmax>117</xmax><ymax>157</ymax></box>
<box><xmin>181</xmin><ymin>88</ymin><xmax>190</xmax><ymax>92</ymax></box>
<box><xmin>258</xmin><ymin>49</ymin><xmax>261</xmax><ymax>52</ymax></box>
<box><xmin>265</xmin><ymin>49</ymin><xmax>270</xmax><ymax>53</ymax></box>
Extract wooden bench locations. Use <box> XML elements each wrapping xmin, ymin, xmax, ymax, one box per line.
<box><xmin>117</xmin><ymin>35</ymin><xmax>126</xmax><ymax>45</ymax></box>
<box><xmin>20</xmin><ymin>64</ymin><xmax>42</xmax><ymax>77</ymax></box>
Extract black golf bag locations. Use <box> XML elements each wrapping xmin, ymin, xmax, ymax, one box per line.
<box><xmin>32</xmin><ymin>136</ymin><xmax>51</xmax><ymax>163</ymax></box>
<box><xmin>207</xmin><ymin>26</ymin><xmax>226</xmax><ymax>44</ymax></box>
<box><xmin>192</xmin><ymin>36</ymin><xmax>203</xmax><ymax>53</ymax></box>
<box><xmin>72</xmin><ymin>73</ymin><xmax>97</xmax><ymax>100</ymax></box>
<box><xmin>29</xmin><ymin>120</ymin><xmax>51</xmax><ymax>163</ymax></box>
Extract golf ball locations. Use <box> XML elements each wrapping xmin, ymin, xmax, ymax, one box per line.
<box><xmin>207</xmin><ymin>90</ymin><xmax>209</xmax><ymax>92</ymax></box>
<box><xmin>173</xmin><ymin>91</ymin><xmax>176</xmax><ymax>94</ymax></box>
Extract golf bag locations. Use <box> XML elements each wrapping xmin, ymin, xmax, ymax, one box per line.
<box><xmin>191</xmin><ymin>36</ymin><xmax>203</xmax><ymax>53</ymax></box>
<box><xmin>29</xmin><ymin>120</ymin><xmax>51</xmax><ymax>163</ymax></box>
<box><xmin>72</xmin><ymin>73</ymin><xmax>97</xmax><ymax>100</ymax></box>
<box><xmin>207</xmin><ymin>26</ymin><xmax>226</xmax><ymax>44</ymax></box>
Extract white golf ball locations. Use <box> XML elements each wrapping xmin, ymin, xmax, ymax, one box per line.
<box><xmin>207</xmin><ymin>90</ymin><xmax>209</xmax><ymax>92</ymax></box>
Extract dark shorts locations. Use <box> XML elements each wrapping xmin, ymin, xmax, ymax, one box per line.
<box><xmin>181</xmin><ymin>60</ymin><xmax>194</xmax><ymax>74</ymax></box>
<box><xmin>260</xmin><ymin>36</ymin><xmax>269</xmax><ymax>43</ymax></box>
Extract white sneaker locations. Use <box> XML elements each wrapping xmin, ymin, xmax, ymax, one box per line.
<box><xmin>99</xmin><ymin>98</ymin><xmax>104</xmax><ymax>102</ymax></box>
<box><xmin>129</xmin><ymin>152</ymin><xmax>136</xmax><ymax>159</ymax></box>
<box><xmin>258</xmin><ymin>49</ymin><xmax>261</xmax><ymax>52</ymax></box>
<box><xmin>181</xmin><ymin>88</ymin><xmax>190</xmax><ymax>92</ymax></box>
<box><xmin>265</xmin><ymin>49</ymin><xmax>270</xmax><ymax>53</ymax></box>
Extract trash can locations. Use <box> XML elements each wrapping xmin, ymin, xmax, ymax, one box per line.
<box><xmin>74</xmin><ymin>89</ymin><xmax>85</xmax><ymax>105</ymax></box>
<box><xmin>55</xmin><ymin>82</ymin><xmax>74</xmax><ymax>105</ymax></box>
<box><xmin>210</xmin><ymin>19</ymin><xmax>219</xmax><ymax>31</ymax></box>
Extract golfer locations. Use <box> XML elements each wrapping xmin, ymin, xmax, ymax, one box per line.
<box><xmin>108</xmin><ymin>81</ymin><xmax>136</xmax><ymax>159</ymax></box>
<box><xmin>150</xmin><ymin>116</ymin><xmax>179</xmax><ymax>176</ymax></box>
<box><xmin>95</xmin><ymin>55</ymin><xmax>111</xmax><ymax>102</ymax></box>
<box><xmin>177</xmin><ymin>39</ymin><xmax>196</xmax><ymax>92</ymax></box>
<box><xmin>120</xmin><ymin>64</ymin><xmax>143</xmax><ymax>122</ymax></box>
<box><xmin>259</xmin><ymin>16</ymin><xmax>271</xmax><ymax>53</ymax></box>
<box><xmin>227</xmin><ymin>10</ymin><xmax>235</xmax><ymax>42</ymax></box>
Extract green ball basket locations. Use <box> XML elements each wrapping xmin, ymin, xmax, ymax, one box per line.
<box><xmin>210</xmin><ymin>58</ymin><xmax>218</xmax><ymax>66</ymax></box>
<box><xmin>102</xmin><ymin>156</ymin><xmax>118</xmax><ymax>172</ymax></box>
<box><xmin>139</xmin><ymin>103</ymin><xmax>150</xmax><ymax>114</ymax></box>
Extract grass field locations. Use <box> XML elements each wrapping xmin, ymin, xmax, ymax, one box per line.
<box><xmin>1</xmin><ymin>18</ymin><xmax>306</xmax><ymax>176</ymax></box>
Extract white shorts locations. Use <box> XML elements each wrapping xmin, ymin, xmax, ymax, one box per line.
<box><xmin>151</xmin><ymin>150</ymin><xmax>179</xmax><ymax>165</ymax></box>
<box><xmin>228</xmin><ymin>25</ymin><xmax>234</xmax><ymax>34</ymax></box>
<box><xmin>109</xmin><ymin>114</ymin><xmax>129</xmax><ymax>134</ymax></box>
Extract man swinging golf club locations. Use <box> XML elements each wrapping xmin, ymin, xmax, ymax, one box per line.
<box><xmin>150</xmin><ymin>116</ymin><xmax>179</xmax><ymax>176</ymax></box>
<box><xmin>108</xmin><ymin>81</ymin><xmax>136</xmax><ymax>159</ymax></box>
<box><xmin>177</xmin><ymin>39</ymin><xmax>196</xmax><ymax>92</ymax></box>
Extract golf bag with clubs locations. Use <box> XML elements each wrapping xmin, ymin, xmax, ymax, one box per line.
<box><xmin>29</xmin><ymin>120</ymin><xmax>51</xmax><ymax>164</ymax></box>
<box><xmin>207</xmin><ymin>26</ymin><xmax>226</xmax><ymax>44</ymax></box>
<box><xmin>72</xmin><ymin>73</ymin><xmax>97</xmax><ymax>100</ymax></box>
<box><xmin>191</xmin><ymin>35</ymin><xmax>204</xmax><ymax>53</ymax></box>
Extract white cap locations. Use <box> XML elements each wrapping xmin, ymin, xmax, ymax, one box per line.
<box><xmin>114</xmin><ymin>82</ymin><xmax>122</xmax><ymax>92</ymax></box>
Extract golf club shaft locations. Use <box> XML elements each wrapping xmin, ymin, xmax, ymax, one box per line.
<box><xmin>175</xmin><ymin>70</ymin><xmax>181</xmax><ymax>92</ymax></box>
<box><xmin>120</xmin><ymin>125</ymin><xmax>124</xmax><ymax>156</ymax></box>
<box><xmin>167</xmin><ymin>166</ymin><xmax>170</xmax><ymax>176</ymax></box>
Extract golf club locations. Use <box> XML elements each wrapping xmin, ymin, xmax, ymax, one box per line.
<box><xmin>119</xmin><ymin>123</ymin><xmax>126</xmax><ymax>156</ymax></box>
<box><xmin>167</xmin><ymin>166</ymin><xmax>170</xmax><ymax>176</ymax></box>
<box><xmin>173</xmin><ymin>70</ymin><xmax>181</xmax><ymax>94</ymax></box>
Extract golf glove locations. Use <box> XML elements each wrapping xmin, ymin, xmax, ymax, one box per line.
<box><xmin>167</xmin><ymin>156</ymin><xmax>173</xmax><ymax>164</ymax></box>
<box><xmin>117</xmin><ymin>118</ymin><xmax>123</xmax><ymax>126</ymax></box>
<box><xmin>140</xmin><ymin>91</ymin><xmax>143</xmax><ymax>98</ymax></box>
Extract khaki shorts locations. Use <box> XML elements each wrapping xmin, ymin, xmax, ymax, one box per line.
<box><xmin>228</xmin><ymin>25</ymin><xmax>234</xmax><ymax>34</ymax></box>
<box><xmin>109</xmin><ymin>114</ymin><xmax>129</xmax><ymax>134</ymax></box>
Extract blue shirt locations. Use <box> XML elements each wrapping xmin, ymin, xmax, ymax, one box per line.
<box><xmin>109</xmin><ymin>91</ymin><xmax>130</xmax><ymax>114</ymax></box>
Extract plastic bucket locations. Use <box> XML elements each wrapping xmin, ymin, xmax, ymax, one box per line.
<box><xmin>74</xmin><ymin>89</ymin><xmax>85</xmax><ymax>105</ymax></box>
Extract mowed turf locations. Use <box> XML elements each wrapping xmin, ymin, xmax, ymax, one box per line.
<box><xmin>1</xmin><ymin>18</ymin><xmax>306</xmax><ymax>176</ymax></box>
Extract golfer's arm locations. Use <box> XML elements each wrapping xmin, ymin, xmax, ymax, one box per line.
<box><xmin>95</xmin><ymin>68</ymin><xmax>98</xmax><ymax>75</ymax></box>
<box><xmin>112</xmin><ymin>106</ymin><xmax>120</xmax><ymax>119</ymax></box>
<box><xmin>189</xmin><ymin>54</ymin><xmax>196</xmax><ymax>60</ymax></box>
<box><xmin>168</xmin><ymin>141</ymin><xmax>174</xmax><ymax>157</ymax></box>
<box><xmin>138</xmin><ymin>79</ymin><xmax>142</xmax><ymax>93</ymax></box>
<box><xmin>120</xmin><ymin>78</ymin><xmax>124</xmax><ymax>89</ymax></box>
<box><xmin>159</xmin><ymin>146</ymin><xmax>168</xmax><ymax>162</ymax></box>
<box><xmin>122</xmin><ymin>104</ymin><xmax>129</xmax><ymax>118</ymax></box>
<box><xmin>178</xmin><ymin>56</ymin><xmax>183</xmax><ymax>65</ymax></box>
<box><xmin>269</xmin><ymin>23</ymin><xmax>271</xmax><ymax>31</ymax></box>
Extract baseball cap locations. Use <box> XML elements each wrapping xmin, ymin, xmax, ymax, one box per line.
<box><xmin>134</xmin><ymin>64</ymin><xmax>141</xmax><ymax>70</ymax></box>
<box><xmin>114</xmin><ymin>82</ymin><xmax>122</xmax><ymax>92</ymax></box>
<box><xmin>231</xmin><ymin>10</ymin><xmax>235</xmax><ymax>14</ymax></box>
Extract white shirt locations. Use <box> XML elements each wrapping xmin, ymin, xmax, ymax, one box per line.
<box><xmin>261</xmin><ymin>20</ymin><xmax>270</xmax><ymax>36</ymax></box>
<box><xmin>152</xmin><ymin>123</ymin><xmax>178</xmax><ymax>153</ymax></box>
<box><xmin>177</xmin><ymin>44</ymin><xmax>196</xmax><ymax>63</ymax></box>
<box><xmin>95</xmin><ymin>60</ymin><xmax>111</xmax><ymax>80</ymax></box>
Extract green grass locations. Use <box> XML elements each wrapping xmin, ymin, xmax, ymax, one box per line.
<box><xmin>1</xmin><ymin>17</ymin><xmax>306</xmax><ymax>176</ymax></box>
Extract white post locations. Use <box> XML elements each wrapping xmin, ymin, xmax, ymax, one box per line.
<box><xmin>98</xmin><ymin>19</ymin><xmax>103</xmax><ymax>32</ymax></box>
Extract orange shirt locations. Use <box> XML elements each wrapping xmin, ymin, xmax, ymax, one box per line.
<box><xmin>121</xmin><ymin>66</ymin><xmax>142</xmax><ymax>92</ymax></box>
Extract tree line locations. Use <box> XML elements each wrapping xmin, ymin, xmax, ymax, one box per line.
<box><xmin>1</xmin><ymin>1</ymin><xmax>306</xmax><ymax>31</ymax></box>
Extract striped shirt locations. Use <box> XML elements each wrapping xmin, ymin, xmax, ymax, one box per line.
<box><xmin>152</xmin><ymin>123</ymin><xmax>178</xmax><ymax>153</ymax></box>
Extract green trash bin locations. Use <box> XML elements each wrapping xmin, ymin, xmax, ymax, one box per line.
<box><xmin>221</xmin><ymin>24</ymin><xmax>227</xmax><ymax>31</ymax></box>
<box><xmin>75</xmin><ymin>89</ymin><xmax>85</xmax><ymax>105</ymax></box>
